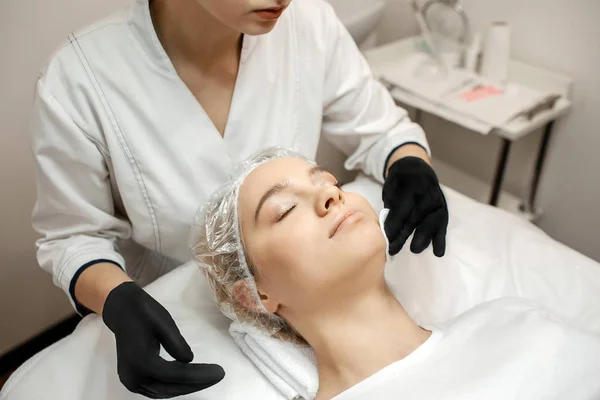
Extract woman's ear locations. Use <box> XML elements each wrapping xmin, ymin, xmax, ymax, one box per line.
<box><xmin>257</xmin><ymin>286</ymin><xmax>279</xmax><ymax>313</ymax></box>
<box><xmin>232</xmin><ymin>280</ymin><xmax>279</xmax><ymax>313</ymax></box>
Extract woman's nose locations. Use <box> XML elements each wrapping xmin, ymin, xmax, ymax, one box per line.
<box><xmin>316</xmin><ymin>185</ymin><xmax>344</xmax><ymax>216</ymax></box>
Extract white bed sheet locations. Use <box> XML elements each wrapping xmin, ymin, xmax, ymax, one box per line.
<box><xmin>3</xmin><ymin>176</ymin><xmax>600</xmax><ymax>400</ymax></box>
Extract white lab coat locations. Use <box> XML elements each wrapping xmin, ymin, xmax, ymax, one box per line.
<box><xmin>30</xmin><ymin>0</ymin><xmax>429</xmax><ymax>310</ymax></box>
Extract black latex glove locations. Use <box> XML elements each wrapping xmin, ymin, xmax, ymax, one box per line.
<box><xmin>383</xmin><ymin>156</ymin><xmax>449</xmax><ymax>257</ymax></box>
<box><xmin>103</xmin><ymin>282</ymin><xmax>225</xmax><ymax>399</ymax></box>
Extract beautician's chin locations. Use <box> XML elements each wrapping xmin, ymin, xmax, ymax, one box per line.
<box><xmin>240</xmin><ymin>19</ymin><xmax>278</xmax><ymax>35</ymax></box>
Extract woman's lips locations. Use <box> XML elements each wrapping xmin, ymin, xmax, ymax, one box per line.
<box><xmin>330</xmin><ymin>210</ymin><xmax>362</xmax><ymax>238</ymax></box>
<box><xmin>253</xmin><ymin>7</ymin><xmax>285</xmax><ymax>20</ymax></box>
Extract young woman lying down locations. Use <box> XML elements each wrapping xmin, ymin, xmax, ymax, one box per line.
<box><xmin>191</xmin><ymin>147</ymin><xmax>600</xmax><ymax>400</ymax></box>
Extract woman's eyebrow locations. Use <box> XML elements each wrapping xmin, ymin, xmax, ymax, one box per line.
<box><xmin>253</xmin><ymin>165</ymin><xmax>332</xmax><ymax>223</ymax></box>
<box><xmin>254</xmin><ymin>181</ymin><xmax>290</xmax><ymax>223</ymax></box>
<box><xmin>308</xmin><ymin>165</ymin><xmax>328</xmax><ymax>177</ymax></box>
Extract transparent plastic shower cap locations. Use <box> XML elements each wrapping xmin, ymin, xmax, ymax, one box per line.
<box><xmin>190</xmin><ymin>147</ymin><xmax>315</xmax><ymax>338</ymax></box>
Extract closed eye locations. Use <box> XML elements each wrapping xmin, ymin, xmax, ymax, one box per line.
<box><xmin>276</xmin><ymin>181</ymin><xmax>338</xmax><ymax>222</ymax></box>
<box><xmin>276</xmin><ymin>204</ymin><xmax>297</xmax><ymax>222</ymax></box>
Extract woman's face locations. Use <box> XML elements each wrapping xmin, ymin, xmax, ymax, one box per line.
<box><xmin>238</xmin><ymin>157</ymin><xmax>387</xmax><ymax>318</ymax></box>
<box><xmin>195</xmin><ymin>0</ymin><xmax>292</xmax><ymax>35</ymax></box>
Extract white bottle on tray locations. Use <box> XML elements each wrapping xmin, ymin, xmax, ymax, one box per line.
<box><xmin>481</xmin><ymin>22</ymin><xmax>511</xmax><ymax>83</ymax></box>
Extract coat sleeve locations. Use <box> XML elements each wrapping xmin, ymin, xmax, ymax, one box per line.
<box><xmin>31</xmin><ymin>79</ymin><xmax>130</xmax><ymax>311</ymax></box>
<box><xmin>320</xmin><ymin>4</ymin><xmax>430</xmax><ymax>184</ymax></box>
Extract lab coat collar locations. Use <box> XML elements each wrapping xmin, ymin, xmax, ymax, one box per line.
<box><xmin>129</xmin><ymin>0</ymin><xmax>257</xmax><ymax>74</ymax></box>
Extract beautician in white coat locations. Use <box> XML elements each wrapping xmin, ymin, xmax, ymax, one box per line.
<box><xmin>30</xmin><ymin>0</ymin><xmax>448</xmax><ymax>397</ymax></box>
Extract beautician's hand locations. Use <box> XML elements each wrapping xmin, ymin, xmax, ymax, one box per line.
<box><xmin>103</xmin><ymin>282</ymin><xmax>225</xmax><ymax>399</ymax></box>
<box><xmin>383</xmin><ymin>156</ymin><xmax>448</xmax><ymax>257</ymax></box>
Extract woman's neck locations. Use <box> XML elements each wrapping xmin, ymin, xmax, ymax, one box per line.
<box><xmin>150</xmin><ymin>0</ymin><xmax>242</xmax><ymax>70</ymax></box>
<box><xmin>294</xmin><ymin>282</ymin><xmax>430</xmax><ymax>399</ymax></box>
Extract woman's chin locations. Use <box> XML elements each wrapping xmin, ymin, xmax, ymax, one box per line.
<box><xmin>337</xmin><ymin>221</ymin><xmax>387</xmax><ymax>259</ymax></box>
<box><xmin>337</xmin><ymin>237</ymin><xmax>387</xmax><ymax>281</ymax></box>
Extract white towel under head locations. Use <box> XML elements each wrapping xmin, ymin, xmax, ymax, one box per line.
<box><xmin>229</xmin><ymin>322</ymin><xmax>318</xmax><ymax>400</ymax></box>
<box><xmin>228</xmin><ymin>209</ymin><xmax>392</xmax><ymax>399</ymax></box>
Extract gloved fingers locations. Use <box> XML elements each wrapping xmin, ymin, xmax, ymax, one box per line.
<box><xmin>388</xmin><ymin>226</ymin><xmax>409</xmax><ymax>255</ymax></box>
<box><xmin>432</xmin><ymin>214</ymin><xmax>448</xmax><ymax>258</ymax></box>
<box><xmin>388</xmin><ymin>212</ymin><xmax>417</xmax><ymax>256</ymax></box>
<box><xmin>141</xmin><ymin>357</ymin><xmax>225</xmax><ymax>386</ymax></box>
<box><xmin>138</xmin><ymin>377</ymin><xmax>225</xmax><ymax>399</ymax></box>
<box><xmin>410</xmin><ymin>208</ymin><xmax>445</xmax><ymax>254</ymax></box>
<box><xmin>151</xmin><ymin>308</ymin><xmax>194</xmax><ymax>363</ymax></box>
<box><xmin>383</xmin><ymin>195</ymin><xmax>415</xmax><ymax>241</ymax></box>
<box><xmin>135</xmin><ymin>386</ymin><xmax>163</xmax><ymax>399</ymax></box>
<box><xmin>388</xmin><ymin>238</ymin><xmax>404</xmax><ymax>256</ymax></box>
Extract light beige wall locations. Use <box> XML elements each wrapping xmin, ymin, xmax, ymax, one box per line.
<box><xmin>0</xmin><ymin>0</ymin><xmax>129</xmax><ymax>354</ymax></box>
<box><xmin>377</xmin><ymin>0</ymin><xmax>600</xmax><ymax>262</ymax></box>
<box><xmin>377</xmin><ymin>0</ymin><xmax>419</xmax><ymax>44</ymax></box>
